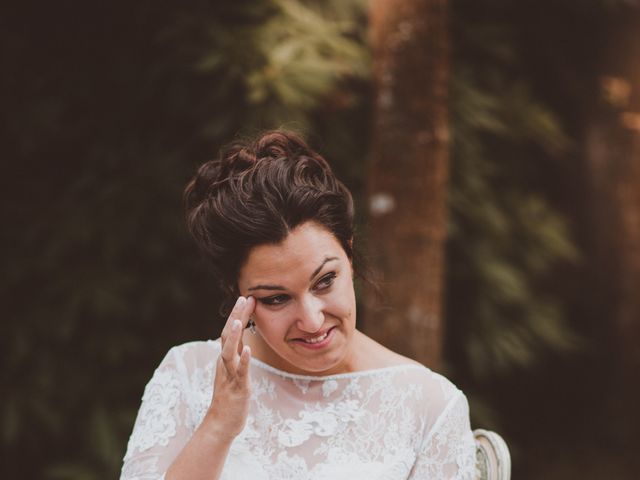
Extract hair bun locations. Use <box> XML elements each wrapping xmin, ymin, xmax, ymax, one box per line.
<box><xmin>255</xmin><ymin>131</ymin><xmax>309</xmax><ymax>162</ymax></box>
<box><xmin>185</xmin><ymin>131</ymin><xmax>332</xmax><ymax>211</ymax></box>
<box><xmin>183</xmin><ymin>160</ymin><xmax>221</xmax><ymax>213</ymax></box>
<box><xmin>183</xmin><ymin>144</ymin><xmax>257</xmax><ymax>212</ymax></box>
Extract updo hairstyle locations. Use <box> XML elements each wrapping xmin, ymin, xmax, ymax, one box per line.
<box><xmin>183</xmin><ymin>130</ymin><xmax>356</xmax><ymax>316</ymax></box>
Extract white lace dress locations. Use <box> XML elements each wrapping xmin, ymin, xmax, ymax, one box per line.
<box><xmin>120</xmin><ymin>339</ymin><xmax>476</xmax><ymax>480</ymax></box>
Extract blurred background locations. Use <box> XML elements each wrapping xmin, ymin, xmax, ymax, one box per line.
<box><xmin>2</xmin><ymin>0</ymin><xmax>640</xmax><ymax>478</ymax></box>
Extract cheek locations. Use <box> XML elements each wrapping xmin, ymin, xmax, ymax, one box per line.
<box><xmin>329</xmin><ymin>284</ymin><xmax>356</xmax><ymax>318</ymax></box>
<box><xmin>331</xmin><ymin>296</ymin><xmax>352</xmax><ymax>315</ymax></box>
<box><xmin>254</xmin><ymin>305</ymin><xmax>289</xmax><ymax>336</ymax></box>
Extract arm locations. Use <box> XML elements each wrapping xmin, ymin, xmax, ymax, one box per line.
<box><xmin>120</xmin><ymin>297</ymin><xmax>255</xmax><ymax>480</ymax></box>
<box><xmin>409</xmin><ymin>392</ymin><xmax>477</xmax><ymax>480</ymax></box>
<box><xmin>163</xmin><ymin>413</ymin><xmax>235</xmax><ymax>480</ymax></box>
<box><xmin>119</xmin><ymin>346</ymin><xmax>193</xmax><ymax>480</ymax></box>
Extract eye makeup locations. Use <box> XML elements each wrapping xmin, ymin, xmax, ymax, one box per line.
<box><xmin>258</xmin><ymin>294</ymin><xmax>290</xmax><ymax>306</ymax></box>
<box><xmin>256</xmin><ymin>271</ymin><xmax>338</xmax><ymax>307</ymax></box>
<box><xmin>314</xmin><ymin>271</ymin><xmax>337</xmax><ymax>290</ymax></box>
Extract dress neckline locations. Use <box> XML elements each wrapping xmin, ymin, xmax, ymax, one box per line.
<box><xmin>208</xmin><ymin>338</ymin><xmax>426</xmax><ymax>381</ymax></box>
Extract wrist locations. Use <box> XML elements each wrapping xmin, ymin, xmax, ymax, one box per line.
<box><xmin>201</xmin><ymin>409</ymin><xmax>240</xmax><ymax>445</ymax></box>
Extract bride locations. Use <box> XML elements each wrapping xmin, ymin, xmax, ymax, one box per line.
<box><xmin>120</xmin><ymin>130</ymin><xmax>476</xmax><ymax>479</ymax></box>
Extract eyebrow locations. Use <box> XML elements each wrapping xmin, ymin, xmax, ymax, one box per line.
<box><xmin>247</xmin><ymin>256</ymin><xmax>339</xmax><ymax>292</ymax></box>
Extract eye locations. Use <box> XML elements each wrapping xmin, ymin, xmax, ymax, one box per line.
<box><xmin>314</xmin><ymin>272</ymin><xmax>337</xmax><ymax>291</ymax></box>
<box><xmin>258</xmin><ymin>294</ymin><xmax>290</xmax><ymax>306</ymax></box>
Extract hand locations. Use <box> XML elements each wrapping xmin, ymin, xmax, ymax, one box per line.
<box><xmin>207</xmin><ymin>296</ymin><xmax>256</xmax><ymax>442</ymax></box>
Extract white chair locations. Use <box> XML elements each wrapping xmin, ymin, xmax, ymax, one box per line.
<box><xmin>473</xmin><ymin>429</ymin><xmax>511</xmax><ymax>480</ymax></box>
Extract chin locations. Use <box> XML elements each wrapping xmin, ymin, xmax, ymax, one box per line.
<box><xmin>290</xmin><ymin>349</ymin><xmax>347</xmax><ymax>375</ymax></box>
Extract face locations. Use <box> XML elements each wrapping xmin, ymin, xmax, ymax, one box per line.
<box><xmin>237</xmin><ymin>221</ymin><xmax>357</xmax><ymax>375</ymax></box>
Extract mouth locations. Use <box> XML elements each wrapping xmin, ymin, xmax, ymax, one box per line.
<box><xmin>290</xmin><ymin>326</ymin><xmax>336</xmax><ymax>349</ymax></box>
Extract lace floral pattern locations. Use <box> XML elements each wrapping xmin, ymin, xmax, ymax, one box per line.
<box><xmin>276</xmin><ymin>399</ymin><xmax>365</xmax><ymax>447</ymax></box>
<box><xmin>120</xmin><ymin>340</ymin><xmax>476</xmax><ymax>480</ymax></box>
<box><xmin>124</xmin><ymin>367</ymin><xmax>181</xmax><ymax>461</ymax></box>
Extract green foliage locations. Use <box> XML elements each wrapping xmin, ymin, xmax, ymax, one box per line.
<box><xmin>446</xmin><ymin>13</ymin><xmax>581</xmax><ymax>387</ymax></box>
<box><xmin>183</xmin><ymin>0</ymin><xmax>369</xmax><ymax>133</ymax></box>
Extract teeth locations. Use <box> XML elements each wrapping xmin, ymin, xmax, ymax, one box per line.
<box><xmin>302</xmin><ymin>331</ymin><xmax>329</xmax><ymax>344</ymax></box>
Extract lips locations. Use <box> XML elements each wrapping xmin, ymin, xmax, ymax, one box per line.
<box><xmin>299</xmin><ymin>330</ymin><xmax>330</xmax><ymax>344</ymax></box>
<box><xmin>291</xmin><ymin>326</ymin><xmax>336</xmax><ymax>344</ymax></box>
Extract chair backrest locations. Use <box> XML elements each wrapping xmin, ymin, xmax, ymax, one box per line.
<box><xmin>473</xmin><ymin>429</ymin><xmax>511</xmax><ymax>480</ymax></box>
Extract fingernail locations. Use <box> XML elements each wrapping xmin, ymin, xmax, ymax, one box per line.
<box><xmin>232</xmin><ymin>319</ymin><xmax>241</xmax><ymax>331</ymax></box>
<box><xmin>236</xmin><ymin>297</ymin><xmax>246</xmax><ymax>307</ymax></box>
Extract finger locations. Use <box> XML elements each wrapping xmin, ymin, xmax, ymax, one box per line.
<box><xmin>241</xmin><ymin>296</ymin><xmax>255</xmax><ymax>329</ymax></box>
<box><xmin>220</xmin><ymin>319</ymin><xmax>242</xmax><ymax>373</ymax></box>
<box><xmin>221</xmin><ymin>297</ymin><xmax>247</xmax><ymax>345</ymax></box>
<box><xmin>237</xmin><ymin>345</ymin><xmax>251</xmax><ymax>379</ymax></box>
<box><xmin>237</xmin><ymin>296</ymin><xmax>256</xmax><ymax>355</ymax></box>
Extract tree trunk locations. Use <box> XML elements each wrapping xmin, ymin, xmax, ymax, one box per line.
<box><xmin>364</xmin><ymin>0</ymin><xmax>450</xmax><ymax>370</ymax></box>
<box><xmin>584</xmin><ymin>12</ymin><xmax>640</xmax><ymax>454</ymax></box>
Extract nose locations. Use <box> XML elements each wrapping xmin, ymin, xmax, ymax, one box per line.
<box><xmin>296</xmin><ymin>295</ymin><xmax>325</xmax><ymax>333</ymax></box>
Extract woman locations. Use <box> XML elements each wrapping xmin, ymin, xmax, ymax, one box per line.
<box><xmin>120</xmin><ymin>131</ymin><xmax>476</xmax><ymax>479</ymax></box>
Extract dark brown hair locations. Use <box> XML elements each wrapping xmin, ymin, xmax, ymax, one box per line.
<box><xmin>184</xmin><ymin>130</ymin><xmax>357</xmax><ymax>315</ymax></box>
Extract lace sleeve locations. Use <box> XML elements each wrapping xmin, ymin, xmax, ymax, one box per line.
<box><xmin>120</xmin><ymin>347</ymin><xmax>194</xmax><ymax>480</ymax></box>
<box><xmin>409</xmin><ymin>391</ymin><xmax>477</xmax><ymax>480</ymax></box>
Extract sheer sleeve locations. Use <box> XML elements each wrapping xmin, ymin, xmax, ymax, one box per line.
<box><xmin>409</xmin><ymin>391</ymin><xmax>477</xmax><ymax>480</ymax></box>
<box><xmin>120</xmin><ymin>347</ymin><xmax>194</xmax><ymax>480</ymax></box>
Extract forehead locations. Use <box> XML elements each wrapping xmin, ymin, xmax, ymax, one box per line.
<box><xmin>238</xmin><ymin>222</ymin><xmax>344</xmax><ymax>284</ymax></box>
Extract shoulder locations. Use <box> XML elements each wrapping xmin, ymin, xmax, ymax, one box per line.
<box><xmin>385</xmin><ymin>359</ymin><xmax>463</xmax><ymax>406</ymax></box>
<box><xmin>391</xmin><ymin>366</ymin><xmax>470</xmax><ymax>445</ymax></box>
<box><xmin>157</xmin><ymin>339</ymin><xmax>220</xmax><ymax>373</ymax></box>
<box><xmin>355</xmin><ymin>331</ymin><xmax>460</xmax><ymax>389</ymax></box>
<box><xmin>353</xmin><ymin>330</ymin><xmax>422</xmax><ymax>369</ymax></box>
<box><xmin>354</xmin><ymin>331</ymin><xmax>464</xmax><ymax>408</ymax></box>
<box><xmin>154</xmin><ymin>340</ymin><xmax>220</xmax><ymax>398</ymax></box>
